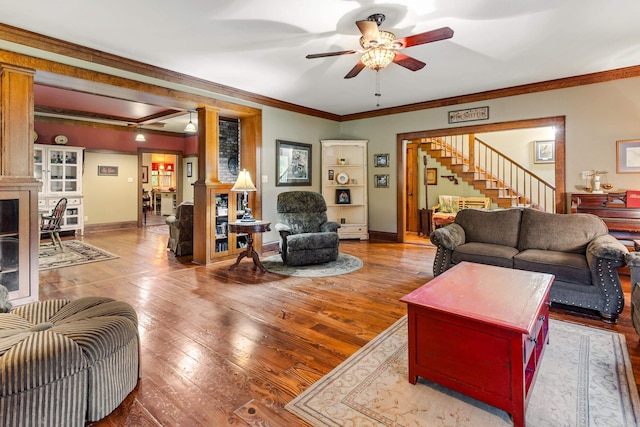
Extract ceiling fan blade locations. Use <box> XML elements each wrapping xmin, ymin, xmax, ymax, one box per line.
<box><xmin>306</xmin><ymin>50</ymin><xmax>358</xmax><ymax>59</ymax></box>
<box><xmin>344</xmin><ymin>61</ymin><xmax>366</xmax><ymax>79</ymax></box>
<box><xmin>393</xmin><ymin>52</ymin><xmax>426</xmax><ymax>71</ymax></box>
<box><xmin>356</xmin><ymin>20</ymin><xmax>379</xmax><ymax>43</ymax></box>
<box><xmin>395</xmin><ymin>27</ymin><xmax>454</xmax><ymax>49</ymax></box>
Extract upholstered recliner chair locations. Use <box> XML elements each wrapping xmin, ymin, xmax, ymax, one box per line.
<box><xmin>166</xmin><ymin>200</ymin><xmax>194</xmax><ymax>256</ymax></box>
<box><xmin>275</xmin><ymin>191</ymin><xmax>340</xmax><ymax>266</ymax></box>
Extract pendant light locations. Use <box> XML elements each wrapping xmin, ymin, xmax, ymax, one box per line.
<box><xmin>135</xmin><ymin>125</ymin><xmax>146</xmax><ymax>142</ymax></box>
<box><xmin>184</xmin><ymin>110</ymin><xmax>197</xmax><ymax>133</ymax></box>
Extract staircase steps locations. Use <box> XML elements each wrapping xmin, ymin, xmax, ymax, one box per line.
<box><xmin>425</xmin><ymin>138</ymin><xmax>541</xmax><ymax>210</ymax></box>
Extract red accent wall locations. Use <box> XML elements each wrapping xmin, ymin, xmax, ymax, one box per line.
<box><xmin>34</xmin><ymin>121</ymin><xmax>187</xmax><ymax>153</ymax></box>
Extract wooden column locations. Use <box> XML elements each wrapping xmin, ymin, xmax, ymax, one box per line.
<box><xmin>0</xmin><ymin>63</ymin><xmax>40</xmax><ymax>305</ymax></box>
<box><xmin>0</xmin><ymin>64</ymin><xmax>34</xmax><ymax>177</ymax></box>
<box><xmin>193</xmin><ymin>106</ymin><xmax>220</xmax><ymax>265</ymax></box>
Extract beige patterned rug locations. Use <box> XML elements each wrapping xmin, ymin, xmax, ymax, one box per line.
<box><xmin>286</xmin><ymin>316</ymin><xmax>640</xmax><ymax>426</ymax></box>
<box><xmin>39</xmin><ymin>240</ymin><xmax>119</xmax><ymax>270</ymax></box>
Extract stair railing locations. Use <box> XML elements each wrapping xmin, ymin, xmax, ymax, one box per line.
<box><xmin>425</xmin><ymin>135</ymin><xmax>556</xmax><ymax>213</ymax></box>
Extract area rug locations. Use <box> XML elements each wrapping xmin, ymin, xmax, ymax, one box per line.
<box><xmin>39</xmin><ymin>240</ymin><xmax>119</xmax><ymax>270</ymax></box>
<box><xmin>261</xmin><ymin>253</ymin><xmax>363</xmax><ymax>277</ymax></box>
<box><xmin>286</xmin><ymin>316</ymin><xmax>640</xmax><ymax>426</ymax></box>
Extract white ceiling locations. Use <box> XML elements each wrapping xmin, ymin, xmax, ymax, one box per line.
<box><xmin>3</xmin><ymin>0</ymin><xmax>640</xmax><ymax>117</ymax></box>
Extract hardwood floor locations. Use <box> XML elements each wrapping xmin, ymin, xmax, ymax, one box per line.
<box><xmin>38</xmin><ymin>228</ymin><xmax>640</xmax><ymax>426</ymax></box>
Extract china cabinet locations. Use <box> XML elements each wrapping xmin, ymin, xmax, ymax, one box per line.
<box><xmin>33</xmin><ymin>144</ymin><xmax>84</xmax><ymax>234</ymax></box>
<box><xmin>321</xmin><ymin>140</ymin><xmax>369</xmax><ymax>240</ymax></box>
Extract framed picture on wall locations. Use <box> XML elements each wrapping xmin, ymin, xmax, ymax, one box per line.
<box><xmin>374</xmin><ymin>174</ymin><xmax>389</xmax><ymax>188</ymax></box>
<box><xmin>186</xmin><ymin>162</ymin><xmax>193</xmax><ymax>177</ymax></box>
<box><xmin>98</xmin><ymin>165</ymin><xmax>118</xmax><ymax>176</ymax></box>
<box><xmin>534</xmin><ymin>140</ymin><xmax>555</xmax><ymax>163</ymax></box>
<box><xmin>276</xmin><ymin>140</ymin><xmax>312</xmax><ymax>186</ymax></box>
<box><xmin>374</xmin><ymin>153</ymin><xmax>389</xmax><ymax>167</ymax></box>
<box><xmin>141</xmin><ymin>166</ymin><xmax>148</xmax><ymax>183</ymax></box>
<box><xmin>616</xmin><ymin>139</ymin><xmax>640</xmax><ymax>173</ymax></box>
<box><xmin>426</xmin><ymin>168</ymin><xmax>438</xmax><ymax>185</ymax></box>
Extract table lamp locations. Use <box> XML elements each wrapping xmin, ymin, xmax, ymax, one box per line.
<box><xmin>231</xmin><ymin>169</ymin><xmax>257</xmax><ymax>222</ymax></box>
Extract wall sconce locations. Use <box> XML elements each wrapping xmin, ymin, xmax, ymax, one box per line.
<box><xmin>441</xmin><ymin>175</ymin><xmax>459</xmax><ymax>185</ymax></box>
<box><xmin>135</xmin><ymin>125</ymin><xmax>146</xmax><ymax>142</ymax></box>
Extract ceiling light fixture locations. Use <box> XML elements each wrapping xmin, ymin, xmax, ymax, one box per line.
<box><xmin>360</xmin><ymin>31</ymin><xmax>397</xmax><ymax>70</ymax></box>
<box><xmin>184</xmin><ymin>110</ymin><xmax>197</xmax><ymax>133</ymax></box>
<box><xmin>135</xmin><ymin>125</ymin><xmax>146</xmax><ymax>142</ymax></box>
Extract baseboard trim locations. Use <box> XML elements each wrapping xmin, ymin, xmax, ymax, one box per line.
<box><xmin>368</xmin><ymin>230</ymin><xmax>397</xmax><ymax>242</ymax></box>
<box><xmin>84</xmin><ymin>221</ymin><xmax>137</xmax><ymax>233</ymax></box>
<box><xmin>262</xmin><ymin>241</ymin><xmax>279</xmax><ymax>254</ymax></box>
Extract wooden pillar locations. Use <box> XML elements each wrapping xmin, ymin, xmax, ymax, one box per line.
<box><xmin>0</xmin><ymin>64</ymin><xmax>35</xmax><ymax>177</ymax></box>
<box><xmin>192</xmin><ymin>106</ymin><xmax>220</xmax><ymax>265</ymax></box>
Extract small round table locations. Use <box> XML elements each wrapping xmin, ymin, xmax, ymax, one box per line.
<box><xmin>228</xmin><ymin>220</ymin><xmax>271</xmax><ymax>272</ymax></box>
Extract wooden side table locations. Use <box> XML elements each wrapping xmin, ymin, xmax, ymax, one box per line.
<box><xmin>228</xmin><ymin>220</ymin><xmax>271</xmax><ymax>272</ymax></box>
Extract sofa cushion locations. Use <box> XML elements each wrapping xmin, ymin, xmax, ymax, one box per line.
<box><xmin>452</xmin><ymin>242</ymin><xmax>519</xmax><ymax>268</ymax></box>
<box><xmin>518</xmin><ymin>209</ymin><xmax>608</xmax><ymax>253</ymax></box>
<box><xmin>455</xmin><ymin>208</ymin><xmax>522</xmax><ymax>248</ymax></box>
<box><xmin>514</xmin><ymin>249</ymin><xmax>591</xmax><ymax>285</ymax></box>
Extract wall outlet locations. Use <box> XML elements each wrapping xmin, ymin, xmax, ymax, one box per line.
<box><xmin>84</xmin><ymin>216</ymin><xmax>88</xmax><ymax>221</ymax></box>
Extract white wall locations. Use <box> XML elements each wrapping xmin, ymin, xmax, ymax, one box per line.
<box><xmin>340</xmin><ymin>77</ymin><xmax>640</xmax><ymax>233</ymax></box>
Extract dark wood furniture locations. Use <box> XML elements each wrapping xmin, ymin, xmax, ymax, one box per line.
<box><xmin>571</xmin><ymin>192</ymin><xmax>640</xmax><ymax>249</ymax></box>
<box><xmin>400</xmin><ymin>262</ymin><xmax>554</xmax><ymax>427</ymax></box>
<box><xmin>228</xmin><ymin>220</ymin><xmax>271</xmax><ymax>272</ymax></box>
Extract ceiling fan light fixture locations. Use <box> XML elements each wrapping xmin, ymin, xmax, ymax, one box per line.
<box><xmin>184</xmin><ymin>110</ymin><xmax>197</xmax><ymax>133</ymax></box>
<box><xmin>135</xmin><ymin>125</ymin><xmax>146</xmax><ymax>142</ymax></box>
<box><xmin>360</xmin><ymin>30</ymin><xmax>396</xmax><ymax>49</ymax></box>
<box><xmin>361</xmin><ymin>48</ymin><xmax>396</xmax><ymax>70</ymax></box>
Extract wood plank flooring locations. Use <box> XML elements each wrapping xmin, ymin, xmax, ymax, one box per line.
<box><xmin>37</xmin><ymin>227</ymin><xmax>640</xmax><ymax>426</ymax></box>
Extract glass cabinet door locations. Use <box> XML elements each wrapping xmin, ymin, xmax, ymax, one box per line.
<box><xmin>0</xmin><ymin>191</ymin><xmax>30</xmax><ymax>299</ymax></box>
<box><xmin>48</xmin><ymin>148</ymin><xmax>79</xmax><ymax>194</ymax></box>
<box><xmin>215</xmin><ymin>193</ymin><xmax>229</xmax><ymax>253</ymax></box>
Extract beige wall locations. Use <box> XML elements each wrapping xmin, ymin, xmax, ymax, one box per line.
<box><xmin>339</xmin><ymin>77</ymin><xmax>640</xmax><ymax>233</ymax></box>
<box><xmin>84</xmin><ymin>152</ymin><xmax>138</xmax><ymax>225</ymax></box>
<box><xmin>261</xmin><ymin>106</ymin><xmax>341</xmax><ymax>243</ymax></box>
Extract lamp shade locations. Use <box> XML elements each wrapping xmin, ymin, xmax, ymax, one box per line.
<box><xmin>231</xmin><ymin>169</ymin><xmax>256</xmax><ymax>192</ymax></box>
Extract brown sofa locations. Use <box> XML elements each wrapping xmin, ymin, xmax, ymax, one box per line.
<box><xmin>430</xmin><ymin>207</ymin><xmax>629</xmax><ymax>322</ymax></box>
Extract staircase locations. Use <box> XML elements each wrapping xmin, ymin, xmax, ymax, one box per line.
<box><xmin>424</xmin><ymin>135</ymin><xmax>556</xmax><ymax>212</ymax></box>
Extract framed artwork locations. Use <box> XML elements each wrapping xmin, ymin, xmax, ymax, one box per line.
<box><xmin>426</xmin><ymin>168</ymin><xmax>438</xmax><ymax>185</ymax></box>
<box><xmin>374</xmin><ymin>153</ymin><xmax>389</xmax><ymax>167</ymax></box>
<box><xmin>616</xmin><ymin>139</ymin><xmax>640</xmax><ymax>173</ymax></box>
<box><xmin>374</xmin><ymin>174</ymin><xmax>389</xmax><ymax>188</ymax></box>
<box><xmin>534</xmin><ymin>140</ymin><xmax>555</xmax><ymax>163</ymax></box>
<box><xmin>141</xmin><ymin>166</ymin><xmax>148</xmax><ymax>183</ymax></box>
<box><xmin>186</xmin><ymin>162</ymin><xmax>193</xmax><ymax>177</ymax></box>
<box><xmin>336</xmin><ymin>189</ymin><xmax>351</xmax><ymax>204</ymax></box>
<box><xmin>276</xmin><ymin>140</ymin><xmax>312</xmax><ymax>186</ymax></box>
<box><xmin>328</xmin><ymin>169</ymin><xmax>334</xmax><ymax>181</ymax></box>
<box><xmin>98</xmin><ymin>165</ymin><xmax>118</xmax><ymax>176</ymax></box>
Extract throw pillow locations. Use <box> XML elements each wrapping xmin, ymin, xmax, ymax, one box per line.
<box><xmin>438</xmin><ymin>195</ymin><xmax>460</xmax><ymax>213</ymax></box>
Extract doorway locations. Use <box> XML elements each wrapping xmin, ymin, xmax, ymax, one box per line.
<box><xmin>138</xmin><ymin>149</ymin><xmax>183</xmax><ymax>227</ymax></box>
<box><xmin>397</xmin><ymin>116</ymin><xmax>566</xmax><ymax>244</ymax></box>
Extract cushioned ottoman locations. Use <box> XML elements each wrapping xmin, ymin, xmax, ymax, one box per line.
<box><xmin>0</xmin><ymin>297</ymin><xmax>139</xmax><ymax>427</ymax></box>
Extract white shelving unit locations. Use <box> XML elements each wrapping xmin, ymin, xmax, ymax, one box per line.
<box><xmin>34</xmin><ymin>144</ymin><xmax>85</xmax><ymax>235</ymax></box>
<box><xmin>321</xmin><ymin>140</ymin><xmax>369</xmax><ymax>240</ymax></box>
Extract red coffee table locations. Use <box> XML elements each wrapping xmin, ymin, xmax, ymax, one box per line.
<box><xmin>400</xmin><ymin>262</ymin><xmax>554</xmax><ymax>427</ymax></box>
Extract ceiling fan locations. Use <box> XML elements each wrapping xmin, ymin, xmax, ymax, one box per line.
<box><xmin>306</xmin><ymin>13</ymin><xmax>454</xmax><ymax>79</ymax></box>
